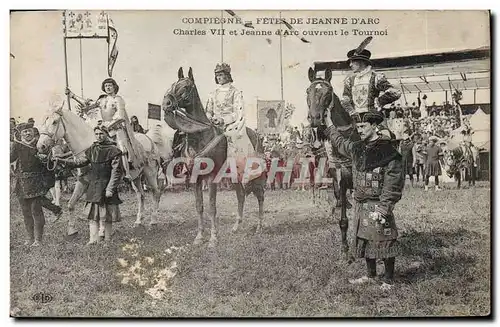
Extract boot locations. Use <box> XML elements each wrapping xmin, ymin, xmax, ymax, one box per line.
<box><xmin>87</xmin><ymin>221</ymin><xmax>99</xmax><ymax>244</ymax></box>
<box><xmin>99</xmin><ymin>219</ymin><xmax>105</xmax><ymax>239</ymax></box>
<box><xmin>32</xmin><ymin>223</ymin><xmax>44</xmax><ymax>247</ymax></box>
<box><xmin>104</xmin><ymin>222</ymin><xmax>112</xmax><ymax>242</ymax></box>
<box><xmin>435</xmin><ymin>185</ymin><xmax>441</xmax><ymax>191</ymax></box>
<box><xmin>67</xmin><ymin>209</ymin><xmax>78</xmax><ymax>236</ymax></box>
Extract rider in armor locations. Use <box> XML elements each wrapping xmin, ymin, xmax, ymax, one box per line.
<box><xmin>65</xmin><ymin>78</ymin><xmax>145</xmax><ymax>180</ymax></box>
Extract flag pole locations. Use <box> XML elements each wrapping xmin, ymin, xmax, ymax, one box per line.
<box><xmin>279</xmin><ymin>11</ymin><xmax>284</xmax><ymax>101</ymax></box>
<box><xmin>79</xmin><ymin>38</ymin><xmax>84</xmax><ymax>97</ymax></box>
<box><xmin>221</xmin><ymin>10</ymin><xmax>224</xmax><ymax>62</ymax></box>
<box><xmin>63</xmin><ymin>11</ymin><xmax>71</xmax><ymax>111</ymax></box>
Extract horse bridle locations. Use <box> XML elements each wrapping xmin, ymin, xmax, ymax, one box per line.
<box><xmin>308</xmin><ymin>79</ymin><xmax>336</xmax><ymax>124</ymax></box>
<box><xmin>39</xmin><ymin>111</ymin><xmax>66</xmax><ymax>171</ymax></box>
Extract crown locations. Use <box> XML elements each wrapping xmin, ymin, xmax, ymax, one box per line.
<box><xmin>214</xmin><ymin>63</ymin><xmax>231</xmax><ymax>74</ymax></box>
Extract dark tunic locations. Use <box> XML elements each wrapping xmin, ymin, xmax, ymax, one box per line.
<box><xmin>424</xmin><ymin>145</ymin><xmax>442</xmax><ymax>176</ymax></box>
<box><xmin>65</xmin><ymin>140</ymin><xmax>123</xmax><ymax>222</ymax></box>
<box><xmin>399</xmin><ymin>139</ymin><xmax>415</xmax><ymax>176</ymax></box>
<box><xmin>10</xmin><ymin>141</ymin><xmax>55</xmax><ymax>199</ymax></box>
<box><xmin>325</xmin><ymin>126</ymin><xmax>404</xmax><ymax>259</ymax></box>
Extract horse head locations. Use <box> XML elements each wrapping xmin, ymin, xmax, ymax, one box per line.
<box><xmin>306</xmin><ymin>67</ymin><xmax>354</xmax><ymax>130</ymax></box>
<box><xmin>37</xmin><ymin>102</ymin><xmax>96</xmax><ymax>156</ymax></box>
<box><xmin>162</xmin><ymin>67</ymin><xmax>211</xmax><ymax>133</ymax></box>
<box><xmin>37</xmin><ymin>105</ymin><xmax>66</xmax><ymax>154</ymax></box>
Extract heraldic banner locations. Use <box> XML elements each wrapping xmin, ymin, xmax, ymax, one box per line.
<box><xmin>63</xmin><ymin>10</ymin><xmax>109</xmax><ymax>38</ymax></box>
<box><xmin>257</xmin><ymin>100</ymin><xmax>285</xmax><ymax>135</ymax></box>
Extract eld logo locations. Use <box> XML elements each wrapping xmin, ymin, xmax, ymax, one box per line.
<box><xmin>32</xmin><ymin>292</ymin><xmax>53</xmax><ymax>304</ymax></box>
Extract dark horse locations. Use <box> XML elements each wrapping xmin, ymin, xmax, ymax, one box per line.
<box><xmin>162</xmin><ymin>67</ymin><xmax>266</xmax><ymax>247</ymax></box>
<box><xmin>443</xmin><ymin>143</ymin><xmax>479</xmax><ymax>189</ymax></box>
<box><xmin>306</xmin><ymin>67</ymin><xmax>360</xmax><ymax>259</ymax></box>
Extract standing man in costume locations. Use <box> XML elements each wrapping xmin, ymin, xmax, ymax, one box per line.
<box><xmin>341</xmin><ymin>38</ymin><xmax>401</xmax><ymax>137</ymax></box>
<box><xmin>56</xmin><ymin>126</ymin><xmax>123</xmax><ymax>244</ymax></box>
<box><xmin>11</xmin><ymin>123</ymin><xmax>57</xmax><ymax>246</ymax></box>
<box><xmin>324</xmin><ymin>110</ymin><xmax>404</xmax><ymax>290</ymax></box>
<box><xmin>65</xmin><ymin>78</ymin><xmax>144</xmax><ymax>180</ymax></box>
<box><xmin>205</xmin><ymin>63</ymin><xmax>256</xmax><ymax>182</ymax></box>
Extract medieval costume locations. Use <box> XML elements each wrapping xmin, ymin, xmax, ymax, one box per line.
<box><xmin>324</xmin><ymin>112</ymin><xmax>404</xmax><ymax>287</ymax></box>
<box><xmin>11</xmin><ymin>123</ymin><xmax>56</xmax><ymax>246</ymax></box>
<box><xmin>205</xmin><ymin>63</ymin><xmax>259</xmax><ymax>183</ymax></box>
<box><xmin>67</xmin><ymin>78</ymin><xmax>145</xmax><ymax>180</ymax></box>
<box><xmin>60</xmin><ymin>127</ymin><xmax>123</xmax><ymax>244</ymax></box>
<box><xmin>399</xmin><ymin>134</ymin><xmax>415</xmax><ymax>187</ymax></box>
<box><xmin>413</xmin><ymin>140</ymin><xmax>426</xmax><ymax>182</ymax></box>
<box><xmin>131</xmin><ymin>115</ymin><xmax>146</xmax><ymax>134</ymax></box>
<box><xmin>423</xmin><ymin>136</ymin><xmax>443</xmax><ymax>191</ymax></box>
<box><xmin>341</xmin><ymin>46</ymin><xmax>401</xmax><ymax>139</ymax></box>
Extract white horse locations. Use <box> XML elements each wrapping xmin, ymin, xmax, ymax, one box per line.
<box><xmin>36</xmin><ymin>105</ymin><xmax>173</xmax><ymax>235</ymax></box>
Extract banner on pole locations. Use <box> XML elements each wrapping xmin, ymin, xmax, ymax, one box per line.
<box><xmin>257</xmin><ymin>100</ymin><xmax>285</xmax><ymax>135</ymax></box>
<box><xmin>148</xmin><ymin>103</ymin><xmax>162</xmax><ymax>120</ymax></box>
<box><xmin>63</xmin><ymin>10</ymin><xmax>108</xmax><ymax>38</ymax></box>
<box><xmin>107</xmin><ymin>14</ymin><xmax>119</xmax><ymax>77</ymax></box>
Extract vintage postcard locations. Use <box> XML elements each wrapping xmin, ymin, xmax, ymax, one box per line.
<box><xmin>9</xmin><ymin>10</ymin><xmax>491</xmax><ymax>318</ymax></box>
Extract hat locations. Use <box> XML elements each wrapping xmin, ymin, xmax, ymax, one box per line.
<box><xmin>94</xmin><ymin>125</ymin><xmax>110</xmax><ymax>136</ymax></box>
<box><xmin>17</xmin><ymin>122</ymin><xmax>34</xmax><ymax>132</ymax></box>
<box><xmin>101</xmin><ymin>78</ymin><xmax>119</xmax><ymax>94</ymax></box>
<box><xmin>347</xmin><ymin>49</ymin><xmax>371</xmax><ymax>63</ymax></box>
<box><xmin>214</xmin><ymin>63</ymin><xmax>231</xmax><ymax>74</ymax></box>
<box><xmin>356</xmin><ymin>111</ymin><xmax>385</xmax><ymax>125</ymax></box>
<box><xmin>429</xmin><ymin>135</ymin><xmax>439</xmax><ymax>142</ymax></box>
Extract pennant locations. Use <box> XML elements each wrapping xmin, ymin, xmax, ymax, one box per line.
<box><xmin>148</xmin><ymin>103</ymin><xmax>162</xmax><ymax>121</ymax></box>
<box><xmin>225</xmin><ymin>10</ymin><xmax>254</xmax><ymax>29</ymax></box>
<box><xmin>280</xmin><ymin>19</ymin><xmax>310</xmax><ymax>43</ymax></box>
<box><xmin>107</xmin><ymin>14</ymin><xmax>119</xmax><ymax>77</ymax></box>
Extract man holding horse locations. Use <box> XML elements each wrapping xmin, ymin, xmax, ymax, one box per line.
<box><xmin>340</xmin><ymin>43</ymin><xmax>401</xmax><ymax>138</ymax></box>
<box><xmin>65</xmin><ymin>78</ymin><xmax>145</xmax><ymax>181</ymax></box>
<box><xmin>55</xmin><ymin>125</ymin><xmax>123</xmax><ymax>244</ymax></box>
<box><xmin>11</xmin><ymin>123</ymin><xmax>57</xmax><ymax>246</ymax></box>
<box><xmin>324</xmin><ymin>110</ymin><xmax>404</xmax><ymax>290</ymax></box>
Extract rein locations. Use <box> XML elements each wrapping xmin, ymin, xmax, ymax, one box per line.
<box><xmin>166</xmin><ymin>84</ymin><xmax>226</xmax><ymax>158</ymax></box>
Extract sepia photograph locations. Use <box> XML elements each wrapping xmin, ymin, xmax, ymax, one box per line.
<box><xmin>8</xmin><ymin>8</ymin><xmax>491</xmax><ymax>318</ymax></box>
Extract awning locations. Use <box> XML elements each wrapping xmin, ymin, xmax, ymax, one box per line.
<box><xmin>314</xmin><ymin>47</ymin><xmax>491</xmax><ymax>93</ymax></box>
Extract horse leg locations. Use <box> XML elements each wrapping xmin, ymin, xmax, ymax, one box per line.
<box><xmin>193</xmin><ymin>178</ymin><xmax>204</xmax><ymax>245</ymax></box>
<box><xmin>457</xmin><ymin>172</ymin><xmax>462</xmax><ymax>189</ymax></box>
<box><xmin>254</xmin><ymin>182</ymin><xmax>265</xmax><ymax>233</ymax></box>
<box><xmin>67</xmin><ymin>180</ymin><xmax>87</xmax><ymax>236</ymax></box>
<box><xmin>232</xmin><ymin>183</ymin><xmax>245</xmax><ymax>232</ymax></box>
<box><xmin>53</xmin><ymin>180</ymin><xmax>61</xmax><ymax>206</ymax></box>
<box><xmin>207</xmin><ymin>177</ymin><xmax>218</xmax><ymax>248</ymax></box>
<box><xmin>132</xmin><ymin>175</ymin><xmax>145</xmax><ymax>226</ymax></box>
<box><xmin>329</xmin><ymin>167</ymin><xmax>341</xmax><ymax>208</ymax></box>
<box><xmin>144</xmin><ymin>163</ymin><xmax>161</xmax><ymax>226</ymax></box>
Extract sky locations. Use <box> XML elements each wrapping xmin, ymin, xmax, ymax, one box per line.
<box><xmin>10</xmin><ymin>10</ymin><xmax>490</xmax><ymax>129</ymax></box>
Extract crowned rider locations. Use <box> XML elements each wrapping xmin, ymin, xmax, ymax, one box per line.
<box><xmin>65</xmin><ymin>78</ymin><xmax>145</xmax><ymax>180</ymax></box>
<box><xmin>205</xmin><ymin>63</ymin><xmax>257</xmax><ymax>182</ymax></box>
<box><xmin>341</xmin><ymin>39</ymin><xmax>401</xmax><ymax>138</ymax></box>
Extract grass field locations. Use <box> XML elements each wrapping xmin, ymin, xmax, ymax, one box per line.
<box><xmin>10</xmin><ymin>180</ymin><xmax>491</xmax><ymax>318</ymax></box>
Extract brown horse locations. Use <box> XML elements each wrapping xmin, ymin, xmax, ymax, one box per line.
<box><xmin>162</xmin><ymin>67</ymin><xmax>266</xmax><ymax>247</ymax></box>
<box><xmin>306</xmin><ymin>67</ymin><xmax>360</xmax><ymax>260</ymax></box>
